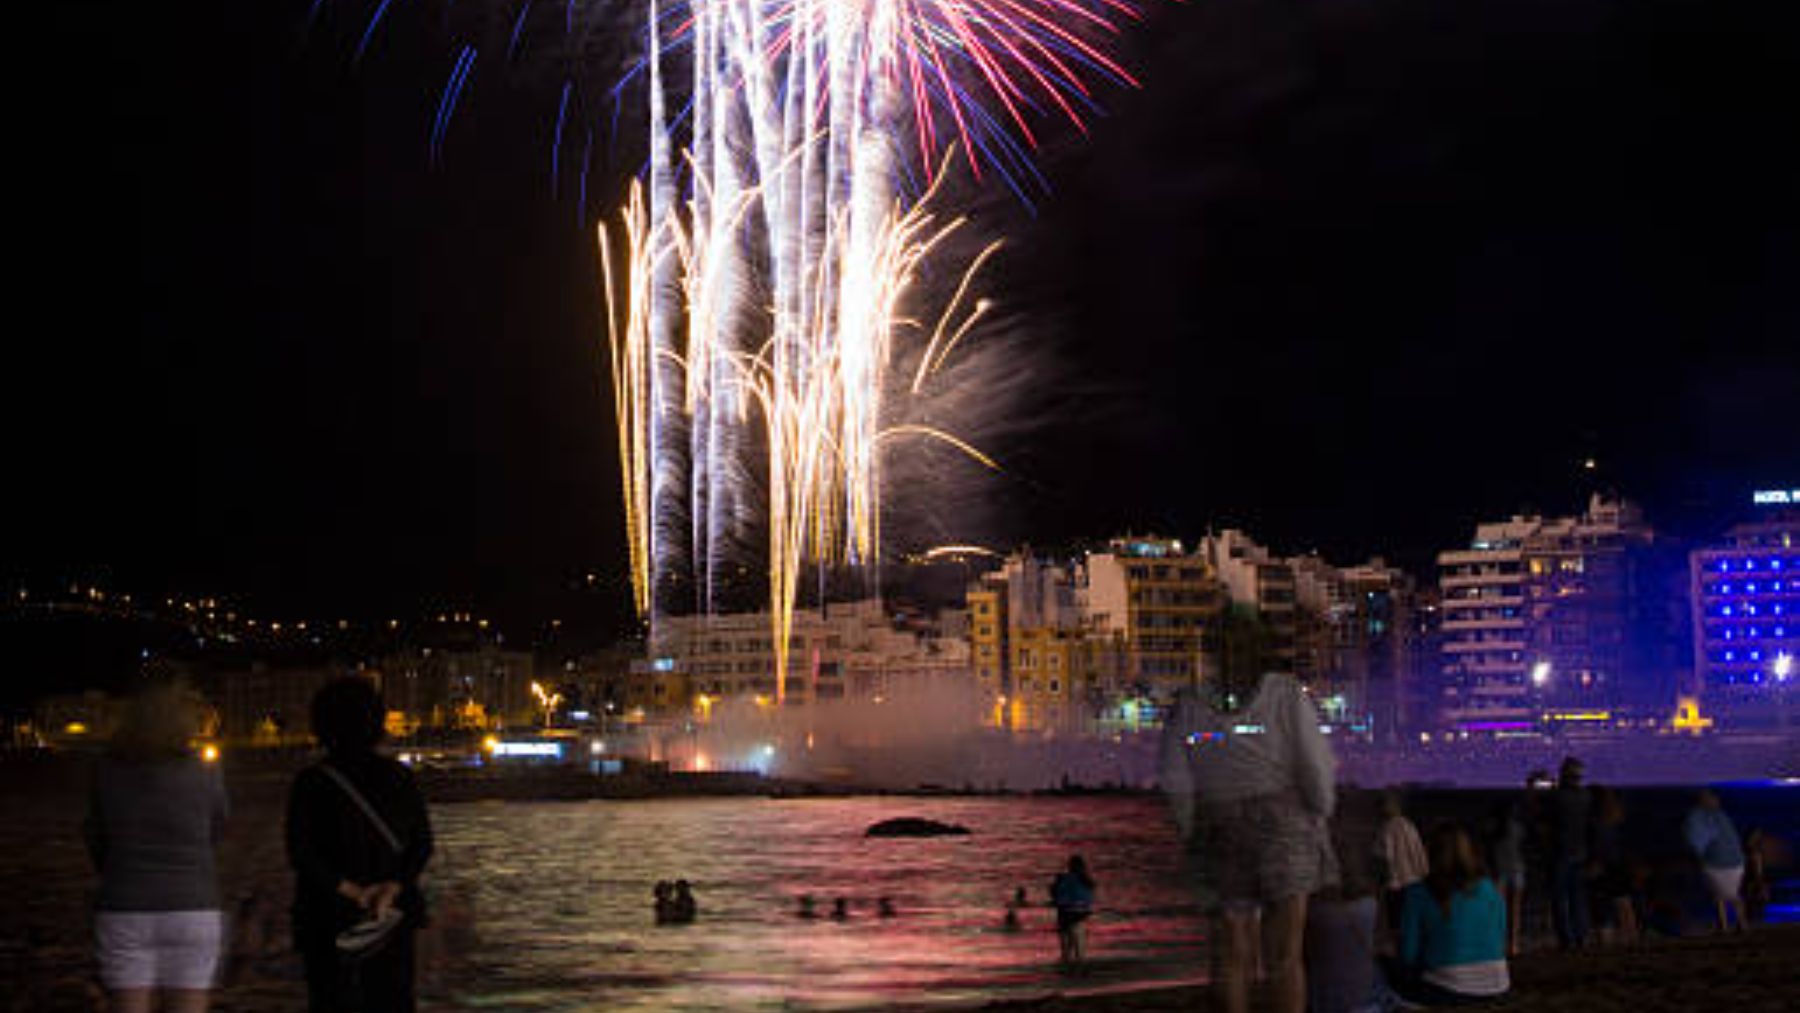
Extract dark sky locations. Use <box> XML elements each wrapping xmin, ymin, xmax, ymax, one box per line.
<box><xmin>12</xmin><ymin>0</ymin><xmax>1798</xmax><ymax>631</ymax></box>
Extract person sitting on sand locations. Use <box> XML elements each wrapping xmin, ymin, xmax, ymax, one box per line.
<box><xmin>1389</xmin><ymin>822</ymin><xmax>1510</xmax><ymax>1006</ymax></box>
<box><xmin>797</xmin><ymin>894</ymin><xmax>819</xmax><ymax>919</ymax></box>
<box><xmin>878</xmin><ymin>897</ymin><xmax>897</xmax><ymax>918</ymax></box>
<box><xmin>1050</xmin><ymin>855</ymin><xmax>1097</xmax><ymax>968</ymax></box>
<box><xmin>1683</xmin><ymin>790</ymin><xmax>1746</xmax><ymax>933</ymax></box>
<box><xmin>653</xmin><ymin>881</ymin><xmax>675</xmax><ymax>924</ymax></box>
<box><xmin>830</xmin><ymin>897</ymin><xmax>849</xmax><ymax>920</ymax></box>
<box><xmin>1306</xmin><ymin>793</ymin><xmax>1386</xmax><ymax>1013</ymax></box>
<box><xmin>671</xmin><ymin>880</ymin><xmax>697</xmax><ymax>924</ymax></box>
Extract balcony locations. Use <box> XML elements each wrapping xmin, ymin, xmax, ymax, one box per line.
<box><xmin>1440</xmin><ymin>572</ymin><xmax>1525</xmax><ymax>589</ymax></box>
<box><xmin>1440</xmin><ymin>617</ymin><xmax>1526</xmax><ymax>632</ymax></box>
<box><xmin>1442</xmin><ymin>638</ymin><xmax>1527</xmax><ymax>654</ymax></box>
<box><xmin>1439</xmin><ymin>549</ymin><xmax>1523</xmax><ymax>567</ymax></box>
<box><xmin>1441</xmin><ymin>594</ymin><xmax>1524</xmax><ymax>610</ymax></box>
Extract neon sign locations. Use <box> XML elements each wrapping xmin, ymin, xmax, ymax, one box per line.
<box><xmin>1752</xmin><ymin>489</ymin><xmax>1798</xmax><ymax>505</ymax></box>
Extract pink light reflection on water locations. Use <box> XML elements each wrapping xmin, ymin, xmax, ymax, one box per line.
<box><xmin>428</xmin><ymin>796</ymin><xmax>1207</xmax><ymax>1010</ymax></box>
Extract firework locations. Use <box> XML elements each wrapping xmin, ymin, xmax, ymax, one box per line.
<box><xmin>323</xmin><ymin>0</ymin><xmax>1150</xmax><ymax>698</ymax></box>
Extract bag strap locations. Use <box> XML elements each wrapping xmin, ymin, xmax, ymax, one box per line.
<box><xmin>317</xmin><ymin>762</ymin><xmax>403</xmax><ymax>854</ymax></box>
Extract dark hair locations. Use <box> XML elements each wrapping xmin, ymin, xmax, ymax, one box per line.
<box><xmin>1425</xmin><ymin>822</ymin><xmax>1486</xmax><ymax>917</ymax></box>
<box><xmin>110</xmin><ymin>677</ymin><xmax>204</xmax><ymax>764</ymax></box>
<box><xmin>1329</xmin><ymin>790</ymin><xmax>1381</xmax><ymax>901</ymax></box>
<box><xmin>310</xmin><ymin>676</ymin><xmax>386</xmax><ymax>754</ymax></box>
<box><xmin>1593</xmin><ymin>784</ymin><xmax>1625</xmax><ymax>825</ymax></box>
<box><xmin>1068</xmin><ymin>854</ymin><xmax>1094</xmax><ymax>888</ymax></box>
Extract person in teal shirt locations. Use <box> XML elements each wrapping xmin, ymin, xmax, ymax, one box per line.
<box><xmin>1391</xmin><ymin>823</ymin><xmax>1510</xmax><ymax>1005</ymax></box>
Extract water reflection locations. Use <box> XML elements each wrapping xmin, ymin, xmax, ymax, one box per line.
<box><xmin>431</xmin><ymin>797</ymin><xmax>1206</xmax><ymax>1010</ymax></box>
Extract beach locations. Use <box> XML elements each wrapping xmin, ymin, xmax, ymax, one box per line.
<box><xmin>987</xmin><ymin>925</ymin><xmax>1800</xmax><ymax>1013</ymax></box>
<box><xmin>6</xmin><ymin>752</ymin><xmax>1794</xmax><ymax>1012</ymax></box>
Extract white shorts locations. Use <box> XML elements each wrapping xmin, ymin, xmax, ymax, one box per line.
<box><xmin>95</xmin><ymin>910</ymin><xmax>224</xmax><ymax>990</ymax></box>
<box><xmin>1702</xmin><ymin>866</ymin><xmax>1744</xmax><ymax>903</ymax></box>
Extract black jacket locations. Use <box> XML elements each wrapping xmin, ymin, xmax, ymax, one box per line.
<box><xmin>286</xmin><ymin>751</ymin><xmax>433</xmax><ymax>945</ymax></box>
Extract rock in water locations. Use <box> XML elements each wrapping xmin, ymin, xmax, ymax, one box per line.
<box><xmin>866</xmin><ymin>817</ymin><xmax>971</xmax><ymax>838</ymax></box>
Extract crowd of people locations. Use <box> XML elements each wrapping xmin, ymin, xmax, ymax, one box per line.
<box><xmin>77</xmin><ymin>670</ymin><xmax>1779</xmax><ymax>1012</ymax></box>
<box><xmin>1156</xmin><ymin>669</ymin><xmax>1779</xmax><ymax>1012</ymax></box>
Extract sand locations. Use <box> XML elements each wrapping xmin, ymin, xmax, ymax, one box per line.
<box><xmin>985</xmin><ymin>926</ymin><xmax>1800</xmax><ymax>1013</ymax></box>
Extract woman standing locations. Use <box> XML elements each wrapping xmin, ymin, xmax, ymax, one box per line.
<box><xmin>1682</xmin><ymin>789</ymin><xmax>1745</xmax><ymax>934</ymax></box>
<box><xmin>287</xmin><ymin>676</ymin><xmax>434</xmax><ymax>1012</ymax></box>
<box><xmin>1160</xmin><ymin>671</ymin><xmax>1337</xmax><ymax>1013</ymax></box>
<box><xmin>84</xmin><ymin>679</ymin><xmax>229</xmax><ymax>1013</ymax></box>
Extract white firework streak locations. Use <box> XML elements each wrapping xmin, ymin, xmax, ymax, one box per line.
<box><xmin>601</xmin><ymin>3</ymin><xmax>1000</xmax><ymax>698</ymax></box>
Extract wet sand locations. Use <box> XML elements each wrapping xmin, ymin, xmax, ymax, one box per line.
<box><xmin>987</xmin><ymin>925</ymin><xmax>1800</xmax><ymax>1013</ymax></box>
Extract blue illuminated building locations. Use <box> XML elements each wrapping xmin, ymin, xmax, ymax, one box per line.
<box><xmin>1689</xmin><ymin>507</ymin><xmax>1799</xmax><ymax>721</ymax></box>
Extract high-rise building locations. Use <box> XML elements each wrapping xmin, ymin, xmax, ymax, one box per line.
<box><xmin>1292</xmin><ymin>555</ymin><xmax>1418</xmax><ymax>740</ymax></box>
<box><xmin>1688</xmin><ymin>497</ymin><xmax>1799</xmax><ymax>725</ymax></box>
<box><xmin>1198</xmin><ymin>530</ymin><xmax>1299</xmax><ymax>674</ymax></box>
<box><xmin>1082</xmin><ymin>537</ymin><xmax>1222</xmax><ymax>708</ymax></box>
<box><xmin>965</xmin><ymin>539</ymin><xmax>1218</xmax><ymax>732</ymax></box>
<box><xmin>1438</xmin><ymin>495</ymin><xmax>1682</xmax><ymax>732</ymax></box>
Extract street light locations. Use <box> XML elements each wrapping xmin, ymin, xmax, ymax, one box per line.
<box><xmin>1775</xmin><ymin>653</ymin><xmax>1794</xmax><ymax>682</ymax></box>
<box><xmin>1530</xmin><ymin>661</ymin><xmax>1552</xmax><ymax>688</ymax></box>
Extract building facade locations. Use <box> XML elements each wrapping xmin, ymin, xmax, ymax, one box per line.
<box><xmin>1438</xmin><ymin>495</ymin><xmax>1682</xmax><ymax>732</ymax></box>
<box><xmin>1688</xmin><ymin>504</ymin><xmax>1799</xmax><ymax>725</ymax></box>
<box><xmin>644</xmin><ymin>599</ymin><xmax>969</xmax><ymax>715</ymax></box>
<box><xmin>1292</xmin><ymin>555</ymin><xmax>1418</xmax><ymax>740</ymax></box>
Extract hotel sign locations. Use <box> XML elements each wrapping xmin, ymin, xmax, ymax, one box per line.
<box><xmin>1752</xmin><ymin>489</ymin><xmax>1798</xmax><ymax>505</ymax></box>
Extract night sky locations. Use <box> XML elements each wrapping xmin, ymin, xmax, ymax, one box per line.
<box><xmin>12</xmin><ymin>0</ymin><xmax>1798</xmax><ymax>632</ymax></box>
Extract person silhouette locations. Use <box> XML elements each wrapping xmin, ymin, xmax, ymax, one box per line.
<box><xmin>672</xmin><ymin>880</ymin><xmax>698</xmax><ymax>924</ymax></box>
<box><xmin>653</xmin><ymin>881</ymin><xmax>675</xmax><ymax>924</ymax></box>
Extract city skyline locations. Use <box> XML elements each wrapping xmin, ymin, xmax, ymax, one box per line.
<box><xmin>12</xmin><ymin>0</ymin><xmax>1798</xmax><ymax>628</ymax></box>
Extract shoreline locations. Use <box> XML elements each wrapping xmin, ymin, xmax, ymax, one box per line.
<box><xmin>980</xmin><ymin>925</ymin><xmax>1800</xmax><ymax>1012</ymax></box>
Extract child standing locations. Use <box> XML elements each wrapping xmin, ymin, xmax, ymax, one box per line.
<box><xmin>1050</xmin><ymin>855</ymin><xmax>1097</xmax><ymax>967</ymax></box>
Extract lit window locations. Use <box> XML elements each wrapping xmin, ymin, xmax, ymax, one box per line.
<box><xmin>1721</xmin><ymin>584</ymin><xmax>1733</xmax><ymax>593</ymax></box>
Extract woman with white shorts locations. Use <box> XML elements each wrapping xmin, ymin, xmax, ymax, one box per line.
<box><xmin>84</xmin><ymin>678</ymin><xmax>229</xmax><ymax>1012</ymax></box>
<box><xmin>1683</xmin><ymin>789</ymin><xmax>1746</xmax><ymax>933</ymax></box>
